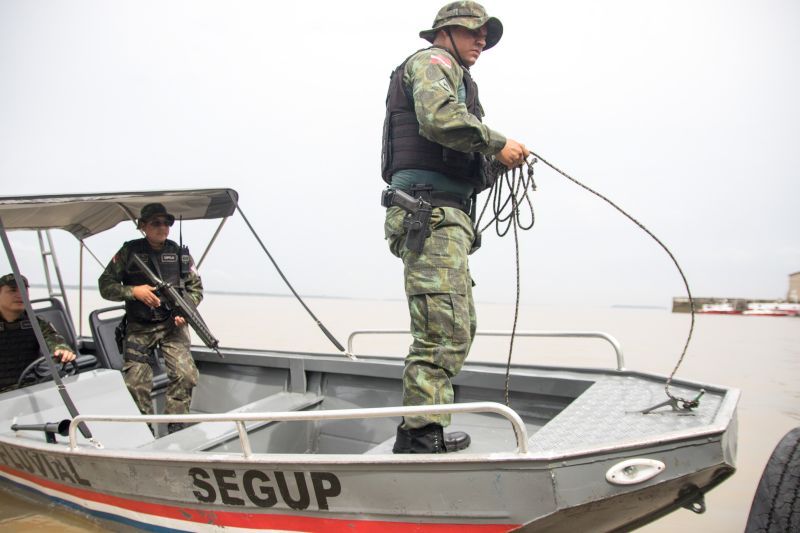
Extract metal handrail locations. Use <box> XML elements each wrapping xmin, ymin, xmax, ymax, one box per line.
<box><xmin>68</xmin><ymin>401</ymin><xmax>529</xmax><ymax>455</ymax></box>
<box><xmin>347</xmin><ymin>329</ymin><xmax>626</xmax><ymax>370</ymax></box>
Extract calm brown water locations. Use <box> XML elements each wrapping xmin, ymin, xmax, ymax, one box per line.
<box><xmin>2</xmin><ymin>291</ymin><xmax>798</xmax><ymax>531</ymax></box>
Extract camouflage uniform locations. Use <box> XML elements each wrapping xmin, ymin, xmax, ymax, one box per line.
<box><xmin>401</xmin><ymin>48</ymin><xmax>505</xmax><ymax>157</ymax></box>
<box><xmin>385</xmin><ymin>205</ymin><xmax>476</xmax><ymax>429</ymax></box>
<box><xmin>98</xmin><ymin>241</ymin><xmax>203</xmax><ymax>417</ymax></box>
<box><xmin>383</xmin><ymin>4</ymin><xmax>506</xmax><ymax>431</ymax></box>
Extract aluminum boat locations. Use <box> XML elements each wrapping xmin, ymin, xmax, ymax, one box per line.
<box><xmin>0</xmin><ymin>190</ymin><xmax>739</xmax><ymax>532</ymax></box>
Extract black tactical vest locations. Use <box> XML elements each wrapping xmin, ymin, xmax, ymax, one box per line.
<box><xmin>122</xmin><ymin>239</ymin><xmax>184</xmax><ymax>323</ymax></box>
<box><xmin>381</xmin><ymin>47</ymin><xmax>489</xmax><ymax>190</ymax></box>
<box><xmin>0</xmin><ymin>318</ymin><xmax>42</xmax><ymax>390</ymax></box>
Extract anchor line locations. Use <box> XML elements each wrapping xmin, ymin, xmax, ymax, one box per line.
<box><xmin>485</xmin><ymin>152</ymin><xmax>698</xmax><ymax>408</ymax></box>
<box><xmin>528</xmin><ymin>152</ymin><xmax>696</xmax><ymax>406</ymax></box>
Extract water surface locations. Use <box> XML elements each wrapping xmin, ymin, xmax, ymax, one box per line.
<box><xmin>2</xmin><ymin>292</ymin><xmax>797</xmax><ymax>531</ymax></box>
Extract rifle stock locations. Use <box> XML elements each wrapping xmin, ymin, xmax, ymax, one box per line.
<box><xmin>131</xmin><ymin>254</ymin><xmax>223</xmax><ymax>358</ymax></box>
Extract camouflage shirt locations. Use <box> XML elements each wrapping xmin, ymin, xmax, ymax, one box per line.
<box><xmin>98</xmin><ymin>241</ymin><xmax>204</xmax><ymax>307</ymax></box>
<box><xmin>36</xmin><ymin>317</ymin><xmax>71</xmax><ymax>353</ymax></box>
<box><xmin>403</xmin><ymin>47</ymin><xmax>507</xmax><ymax>156</ymax></box>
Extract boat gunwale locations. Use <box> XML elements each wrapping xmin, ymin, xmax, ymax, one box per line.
<box><xmin>0</xmin><ymin>383</ymin><xmax>739</xmax><ymax>467</ymax></box>
<box><xmin>0</xmin><ymin>424</ymin><xmax>733</xmax><ymax>467</ymax></box>
<box><xmin>189</xmin><ymin>345</ymin><xmax>739</xmax><ymax>398</ymax></box>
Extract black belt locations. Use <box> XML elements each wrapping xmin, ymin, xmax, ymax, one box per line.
<box><xmin>404</xmin><ymin>185</ymin><xmax>472</xmax><ymax>215</ymax></box>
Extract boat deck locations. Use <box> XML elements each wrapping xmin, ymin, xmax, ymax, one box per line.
<box><xmin>1</xmin><ymin>358</ymin><xmax>732</xmax><ymax>461</ymax></box>
<box><xmin>527</xmin><ymin>374</ymin><xmax>726</xmax><ymax>455</ymax></box>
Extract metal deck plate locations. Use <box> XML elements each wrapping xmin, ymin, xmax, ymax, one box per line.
<box><xmin>527</xmin><ymin>375</ymin><xmax>724</xmax><ymax>454</ymax></box>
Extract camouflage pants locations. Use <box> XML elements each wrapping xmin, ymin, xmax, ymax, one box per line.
<box><xmin>122</xmin><ymin>319</ymin><xmax>198</xmax><ymax>416</ymax></box>
<box><xmin>385</xmin><ymin>205</ymin><xmax>477</xmax><ymax>430</ymax></box>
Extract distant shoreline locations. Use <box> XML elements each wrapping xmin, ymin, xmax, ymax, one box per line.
<box><xmin>29</xmin><ymin>283</ymin><xmax>673</xmax><ymax>308</ymax></box>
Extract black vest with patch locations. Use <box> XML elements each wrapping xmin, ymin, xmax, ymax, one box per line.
<box><xmin>0</xmin><ymin>318</ymin><xmax>42</xmax><ymax>390</ymax></box>
<box><xmin>122</xmin><ymin>239</ymin><xmax>184</xmax><ymax>323</ymax></box>
<box><xmin>381</xmin><ymin>47</ymin><xmax>489</xmax><ymax>190</ymax></box>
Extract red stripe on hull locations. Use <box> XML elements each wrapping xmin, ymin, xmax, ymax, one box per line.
<box><xmin>0</xmin><ymin>463</ymin><xmax>517</xmax><ymax>532</ymax></box>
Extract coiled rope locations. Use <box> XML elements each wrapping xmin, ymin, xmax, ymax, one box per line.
<box><xmin>475</xmin><ymin>160</ymin><xmax>537</xmax><ymax>406</ymax></box>
<box><xmin>481</xmin><ymin>153</ymin><xmax>699</xmax><ymax>409</ymax></box>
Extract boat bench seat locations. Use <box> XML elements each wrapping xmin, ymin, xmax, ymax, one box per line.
<box><xmin>138</xmin><ymin>391</ymin><xmax>323</xmax><ymax>452</ymax></box>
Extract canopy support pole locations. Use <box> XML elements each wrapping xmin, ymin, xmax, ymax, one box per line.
<box><xmin>0</xmin><ymin>216</ymin><xmax>93</xmax><ymax>440</ymax></box>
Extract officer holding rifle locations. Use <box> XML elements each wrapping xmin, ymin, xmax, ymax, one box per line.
<box><xmin>99</xmin><ymin>203</ymin><xmax>204</xmax><ymax>434</ymax></box>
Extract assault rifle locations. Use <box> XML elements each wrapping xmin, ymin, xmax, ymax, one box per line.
<box><xmin>131</xmin><ymin>254</ymin><xmax>223</xmax><ymax>358</ymax></box>
<box><xmin>381</xmin><ymin>188</ymin><xmax>432</xmax><ymax>253</ymax></box>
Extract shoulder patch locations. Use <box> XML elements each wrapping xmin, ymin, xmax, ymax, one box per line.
<box><xmin>430</xmin><ymin>53</ymin><xmax>452</xmax><ymax>69</ymax></box>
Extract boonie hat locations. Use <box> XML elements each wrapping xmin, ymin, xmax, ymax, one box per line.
<box><xmin>420</xmin><ymin>1</ymin><xmax>503</xmax><ymax>50</ymax></box>
<box><xmin>139</xmin><ymin>203</ymin><xmax>176</xmax><ymax>225</ymax></box>
<box><xmin>0</xmin><ymin>273</ymin><xmax>29</xmax><ymax>289</ymax></box>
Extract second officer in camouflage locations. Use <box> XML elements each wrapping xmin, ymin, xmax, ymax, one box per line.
<box><xmin>382</xmin><ymin>1</ymin><xmax>529</xmax><ymax>453</ymax></box>
<box><xmin>98</xmin><ymin>203</ymin><xmax>203</xmax><ymax>433</ymax></box>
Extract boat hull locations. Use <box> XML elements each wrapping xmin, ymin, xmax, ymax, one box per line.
<box><xmin>0</xmin><ymin>426</ymin><xmax>736</xmax><ymax>532</ymax></box>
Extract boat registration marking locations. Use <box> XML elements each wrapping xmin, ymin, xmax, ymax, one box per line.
<box><xmin>0</xmin><ymin>443</ymin><xmax>90</xmax><ymax>487</ymax></box>
<box><xmin>189</xmin><ymin>467</ymin><xmax>341</xmax><ymax>510</ymax></box>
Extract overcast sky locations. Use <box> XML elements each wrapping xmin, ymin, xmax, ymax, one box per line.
<box><xmin>1</xmin><ymin>0</ymin><xmax>798</xmax><ymax>307</ymax></box>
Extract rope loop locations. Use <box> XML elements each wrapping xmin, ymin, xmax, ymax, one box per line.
<box><xmin>476</xmin><ymin>157</ymin><xmax>539</xmax><ymax>406</ymax></box>
<box><xmin>477</xmin><ymin>157</ymin><xmax>538</xmax><ymax>236</ymax></box>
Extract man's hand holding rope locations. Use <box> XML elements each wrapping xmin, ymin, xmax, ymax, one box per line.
<box><xmin>496</xmin><ymin>139</ymin><xmax>530</xmax><ymax>168</ymax></box>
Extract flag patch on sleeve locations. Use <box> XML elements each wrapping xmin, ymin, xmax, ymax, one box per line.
<box><xmin>430</xmin><ymin>54</ymin><xmax>452</xmax><ymax>68</ymax></box>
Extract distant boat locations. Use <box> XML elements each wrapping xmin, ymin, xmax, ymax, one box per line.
<box><xmin>742</xmin><ymin>302</ymin><xmax>800</xmax><ymax>317</ymax></box>
<box><xmin>698</xmin><ymin>302</ymin><xmax>741</xmax><ymax>315</ymax></box>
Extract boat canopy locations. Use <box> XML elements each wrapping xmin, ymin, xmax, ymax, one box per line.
<box><xmin>0</xmin><ymin>189</ymin><xmax>238</xmax><ymax>239</ymax></box>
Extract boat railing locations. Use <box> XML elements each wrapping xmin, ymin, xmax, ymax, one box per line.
<box><xmin>68</xmin><ymin>401</ymin><xmax>530</xmax><ymax>455</ymax></box>
<box><xmin>347</xmin><ymin>329</ymin><xmax>626</xmax><ymax>371</ymax></box>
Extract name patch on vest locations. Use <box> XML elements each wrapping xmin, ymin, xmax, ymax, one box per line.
<box><xmin>161</xmin><ymin>253</ymin><xmax>178</xmax><ymax>263</ymax></box>
<box><xmin>0</xmin><ymin>320</ymin><xmax>32</xmax><ymax>331</ymax></box>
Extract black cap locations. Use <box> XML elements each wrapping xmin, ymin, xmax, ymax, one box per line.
<box><xmin>0</xmin><ymin>273</ymin><xmax>29</xmax><ymax>289</ymax></box>
<box><xmin>139</xmin><ymin>203</ymin><xmax>176</xmax><ymax>225</ymax></box>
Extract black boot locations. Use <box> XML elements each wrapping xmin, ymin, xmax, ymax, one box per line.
<box><xmin>167</xmin><ymin>422</ymin><xmax>187</xmax><ymax>434</ymax></box>
<box><xmin>392</xmin><ymin>423</ymin><xmax>471</xmax><ymax>454</ymax></box>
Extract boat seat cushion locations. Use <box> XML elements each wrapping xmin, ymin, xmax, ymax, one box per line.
<box><xmin>138</xmin><ymin>391</ymin><xmax>323</xmax><ymax>452</ymax></box>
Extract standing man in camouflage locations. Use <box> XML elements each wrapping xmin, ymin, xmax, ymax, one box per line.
<box><xmin>382</xmin><ymin>1</ymin><xmax>529</xmax><ymax>453</ymax></box>
<box><xmin>0</xmin><ymin>273</ymin><xmax>76</xmax><ymax>392</ymax></box>
<box><xmin>99</xmin><ymin>203</ymin><xmax>203</xmax><ymax>433</ymax></box>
